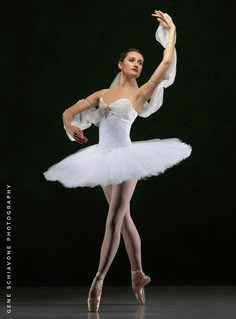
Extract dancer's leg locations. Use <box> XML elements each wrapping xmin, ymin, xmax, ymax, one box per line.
<box><xmin>96</xmin><ymin>179</ymin><xmax>138</xmax><ymax>277</ymax></box>
<box><xmin>88</xmin><ymin>180</ymin><xmax>137</xmax><ymax>304</ymax></box>
<box><xmin>121</xmin><ymin>208</ymin><xmax>142</xmax><ymax>271</ymax></box>
<box><xmin>88</xmin><ymin>180</ymin><xmax>150</xmax><ymax>310</ymax></box>
<box><xmin>103</xmin><ymin>185</ymin><xmax>142</xmax><ymax>271</ymax></box>
<box><xmin>101</xmin><ymin>183</ymin><xmax>150</xmax><ymax>306</ymax></box>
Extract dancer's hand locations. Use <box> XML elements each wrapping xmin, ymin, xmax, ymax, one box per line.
<box><xmin>66</xmin><ymin>125</ymin><xmax>88</xmax><ymax>144</ymax></box>
<box><xmin>151</xmin><ymin>10</ymin><xmax>175</xmax><ymax>29</ymax></box>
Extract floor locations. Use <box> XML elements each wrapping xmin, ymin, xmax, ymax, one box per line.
<box><xmin>1</xmin><ymin>286</ymin><xmax>236</xmax><ymax>319</ymax></box>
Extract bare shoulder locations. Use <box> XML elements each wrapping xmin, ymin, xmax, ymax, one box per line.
<box><xmin>86</xmin><ymin>89</ymin><xmax>109</xmax><ymax>106</ymax></box>
<box><xmin>86</xmin><ymin>88</ymin><xmax>109</xmax><ymax>107</ymax></box>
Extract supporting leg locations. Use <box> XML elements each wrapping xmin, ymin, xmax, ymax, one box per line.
<box><xmin>88</xmin><ymin>180</ymin><xmax>137</xmax><ymax>311</ymax></box>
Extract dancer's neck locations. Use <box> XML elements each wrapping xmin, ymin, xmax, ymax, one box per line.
<box><xmin>118</xmin><ymin>73</ymin><xmax>137</xmax><ymax>89</ymax></box>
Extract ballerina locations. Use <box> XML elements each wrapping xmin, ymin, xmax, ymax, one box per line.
<box><xmin>43</xmin><ymin>9</ymin><xmax>191</xmax><ymax>312</ymax></box>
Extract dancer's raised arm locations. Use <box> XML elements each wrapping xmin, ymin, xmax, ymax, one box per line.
<box><xmin>138</xmin><ymin>10</ymin><xmax>176</xmax><ymax>103</ymax></box>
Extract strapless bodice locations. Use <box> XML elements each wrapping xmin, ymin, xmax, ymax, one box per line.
<box><xmin>98</xmin><ymin>97</ymin><xmax>138</xmax><ymax>151</ymax></box>
<box><xmin>98</xmin><ymin>97</ymin><xmax>138</xmax><ymax>121</ymax></box>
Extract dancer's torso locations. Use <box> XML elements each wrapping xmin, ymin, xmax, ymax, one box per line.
<box><xmin>98</xmin><ymin>97</ymin><xmax>138</xmax><ymax>150</ymax></box>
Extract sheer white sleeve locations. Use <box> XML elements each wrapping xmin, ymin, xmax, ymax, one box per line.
<box><xmin>139</xmin><ymin>13</ymin><xmax>177</xmax><ymax>118</ymax></box>
<box><xmin>64</xmin><ymin>99</ymin><xmax>101</xmax><ymax>141</ymax></box>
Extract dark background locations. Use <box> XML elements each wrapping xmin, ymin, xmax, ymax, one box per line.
<box><xmin>1</xmin><ymin>0</ymin><xmax>234</xmax><ymax>286</ymax></box>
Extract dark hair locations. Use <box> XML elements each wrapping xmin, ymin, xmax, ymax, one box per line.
<box><xmin>119</xmin><ymin>48</ymin><xmax>144</xmax><ymax>62</ymax></box>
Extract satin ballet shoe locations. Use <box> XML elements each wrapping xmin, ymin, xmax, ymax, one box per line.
<box><xmin>87</xmin><ymin>296</ymin><xmax>101</xmax><ymax>312</ymax></box>
<box><xmin>131</xmin><ymin>270</ymin><xmax>151</xmax><ymax>305</ymax></box>
<box><xmin>87</xmin><ymin>272</ymin><xmax>104</xmax><ymax>312</ymax></box>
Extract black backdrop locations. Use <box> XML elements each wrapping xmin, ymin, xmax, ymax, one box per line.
<box><xmin>1</xmin><ymin>0</ymin><xmax>234</xmax><ymax>286</ymax></box>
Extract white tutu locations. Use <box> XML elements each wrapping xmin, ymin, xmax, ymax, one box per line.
<box><xmin>43</xmin><ymin>98</ymin><xmax>191</xmax><ymax>188</ymax></box>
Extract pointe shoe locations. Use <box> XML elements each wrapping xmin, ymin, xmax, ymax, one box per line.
<box><xmin>131</xmin><ymin>270</ymin><xmax>151</xmax><ymax>305</ymax></box>
<box><xmin>87</xmin><ymin>272</ymin><xmax>104</xmax><ymax>312</ymax></box>
<box><xmin>87</xmin><ymin>295</ymin><xmax>101</xmax><ymax>312</ymax></box>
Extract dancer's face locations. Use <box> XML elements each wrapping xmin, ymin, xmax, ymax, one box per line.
<box><xmin>118</xmin><ymin>51</ymin><xmax>144</xmax><ymax>78</ymax></box>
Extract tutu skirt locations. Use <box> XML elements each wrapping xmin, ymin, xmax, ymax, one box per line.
<box><xmin>43</xmin><ymin>138</ymin><xmax>191</xmax><ymax>188</ymax></box>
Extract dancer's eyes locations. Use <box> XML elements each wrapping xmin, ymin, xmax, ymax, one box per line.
<box><xmin>129</xmin><ymin>58</ymin><xmax>143</xmax><ymax>65</ymax></box>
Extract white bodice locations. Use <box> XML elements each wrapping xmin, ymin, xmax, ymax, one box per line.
<box><xmin>99</xmin><ymin>97</ymin><xmax>138</xmax><ymax>122</ymax></box>
<box><xmin>98</xmin><ymin>97</ymin><xmax>138</xmax><ymax>151</ymax></box>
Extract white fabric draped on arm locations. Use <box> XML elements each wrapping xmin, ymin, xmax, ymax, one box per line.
<box><xmin>63</xmin><ymin>99</ymin><xmax>101</xmax><ymax>141</ymax></box>
<box><xmin>139</xmin><ymin>13</ymin><xmax>177</xmax><ymax>118</ymax></box>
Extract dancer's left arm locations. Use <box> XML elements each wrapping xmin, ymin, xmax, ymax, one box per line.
<box><xmin>138</xmin><ymin>10</ymin><xmax>176</xmax><ymax>103</ymax></box>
